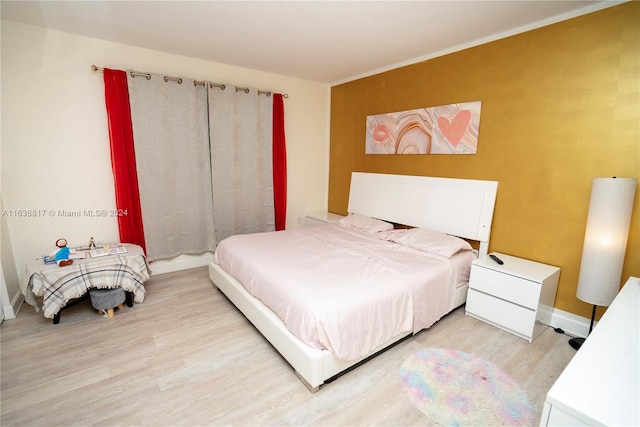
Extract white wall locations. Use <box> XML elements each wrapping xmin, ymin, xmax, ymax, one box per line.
<box><xmin>1</xmin><ymin>20</ymin><xmax>331</xmax><ymax>307</ymax></box>
<box><xmin>1</xmin><ymin>193</ymin><xmax>21</xmax><ymax>318</ymax></box>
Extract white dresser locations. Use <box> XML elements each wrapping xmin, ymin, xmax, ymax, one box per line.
<box><xmin>465</xmin><ymin>253</ymin><xmax>560</xmax><ymax>342</ymax></box>
<box><xmin>540</xmin><ymin>276</ymin><xmax>639</xmax><ymax>426</ymax></box>
<box><xmin>304</xmin><ymin>211</ymin><xmax>345</xmax><ymax>227</ymax></box>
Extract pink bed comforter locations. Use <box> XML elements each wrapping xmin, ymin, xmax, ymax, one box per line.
<box><xmin>214</xmin><ymin>224</ymin><xmax>474</xmax><ymax>360</ymax></box>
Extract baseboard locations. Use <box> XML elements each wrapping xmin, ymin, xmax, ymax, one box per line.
<box><xmin>149</xmin><ymin>252</ymin><xmax>214</xmax><ymax>276</ymax></box>
<box><xmin>4</xmin><ymin>291</ymin><xmax>24</xmax><ymax>320</ymax></box>
<box><xmin>548</xmin><ymin>307</ymin><xmax>593</xmax><ymax>338</ymax></box>
<box><xmin>3</xmin><ymin>303</ymin><xmax>16</xmax><ymax>319</ymax></box>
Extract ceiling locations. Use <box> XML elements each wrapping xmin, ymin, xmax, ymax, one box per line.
<box><xmin>0</xmin><ymin>0</ymin><xmax>621</xmax><ymax>84</ymax></box>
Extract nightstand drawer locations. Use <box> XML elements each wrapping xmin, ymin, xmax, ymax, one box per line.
<box><xmin>469</xmin><ymin>265</ymin><xmax>540</xmax><ymax>310</ymax></box>
<box><xmin>466</xmin><ymin>289</ymin><xmax>536</xmax><ymax>339</ymax></box>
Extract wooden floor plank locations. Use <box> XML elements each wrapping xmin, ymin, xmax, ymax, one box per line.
<box><xmin>1</xmin><ymin>266</ymin><xmax>575</xmax><ymax>426</ymax></box>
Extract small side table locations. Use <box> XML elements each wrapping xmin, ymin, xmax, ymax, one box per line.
<box><xmin>21</xmin><ymin>244</ymin><xmax>149</xmax><ymax>323</ymax></box>
<box><xmin>304</xmin><ymin>211</ymin><xmax>345</xmax><ymax>227</ymax></box>
<box><xmin>465</xmin><ymin>253</ymin><xmax>560</xmax><ymax>342</ymax></box>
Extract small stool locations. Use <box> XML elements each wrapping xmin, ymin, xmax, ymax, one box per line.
<box><xmin>89</xmin><ymin>287</ymin><xmax>126</xmax><ymax>319</ymax></box>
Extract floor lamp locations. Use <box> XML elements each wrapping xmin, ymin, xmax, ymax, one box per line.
<box><xmin>569</xmin><ymin>177</ymin><xmax>637</xmax><ymax>350</ymax></box>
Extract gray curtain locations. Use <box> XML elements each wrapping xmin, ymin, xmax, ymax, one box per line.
<box><xmin>127</xmin><ymin>73</ymin><xmax>215</xmax><ymax>261</ymax></box>
<box><xmin>208</xmin><ymin>85</ymin><xmax>274</xmax><ymax>243</ymax></box>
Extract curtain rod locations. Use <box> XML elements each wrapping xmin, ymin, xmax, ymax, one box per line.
<box><xmin>91</xmin><ymin>65</ymin><xmax>288</xmax><ymax>98</ymax></box>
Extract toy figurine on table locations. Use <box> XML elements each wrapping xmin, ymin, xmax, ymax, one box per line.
<box><xmin>51</xmin><ymin>238</ymin><xmax>75</xmax><ymax>267</ymax></box>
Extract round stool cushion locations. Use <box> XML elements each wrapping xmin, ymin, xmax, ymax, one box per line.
<box><xmin>89</xmin><ymin>287</ymin><xmax>126</xmax><ymax>310</ymax></box>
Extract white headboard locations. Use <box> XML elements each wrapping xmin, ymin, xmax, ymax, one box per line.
<box><xmin>347</xmin><ymin>172</ymin><xmax>498</xmax><ymax>256</ymax></box>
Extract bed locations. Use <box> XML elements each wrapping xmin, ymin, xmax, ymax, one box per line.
<box><xmin>208</xmin><ymin>172</ymin><xmax>498</xmax><ymax>391</ymax></box>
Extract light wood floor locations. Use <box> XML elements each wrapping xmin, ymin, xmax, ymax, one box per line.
<box><xmin>1</xmin><ymin>267</ymin><xmax>576</xmax><ymax>426</ymax></box>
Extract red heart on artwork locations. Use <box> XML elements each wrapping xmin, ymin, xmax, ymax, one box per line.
<box><xmin>373</xmin><ymin>124</ymin><xmax>389</xmax><ymax>142</ymax></box>
<box><xmin>437</xmin><ymin>110</ymin><xmax>471</xmax><ymax>147</ymax></box>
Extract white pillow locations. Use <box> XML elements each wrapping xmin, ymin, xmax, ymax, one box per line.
<box><xmin>378</xmin><ymin>229</ymin><xmax>409</xmax><ymax>241</ymax></box>
<box><xmin>337</xmin><ymin>213</ymin><xmax>394</xmax><ymax>233</ymax></box>
<box><xmin>386</xmin><ymin>227</ymin><xmax>472</xmax><ymax>258</ymax></box>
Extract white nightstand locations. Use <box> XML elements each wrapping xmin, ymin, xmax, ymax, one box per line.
<box><xmin>304</xmin><ymin>212</ymin><xmax>345</xmax><ymax>227</ymax></box>
<box><xmin>465</xmin><ymin>253</ymin><xmax>560</xmax><ymax>342</ymax></box>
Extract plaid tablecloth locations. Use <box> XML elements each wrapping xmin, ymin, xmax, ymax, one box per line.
<box><xmin>21</xmin><ymin>244</ymin><xmax>150</xmax><ymax>319</ymax></box>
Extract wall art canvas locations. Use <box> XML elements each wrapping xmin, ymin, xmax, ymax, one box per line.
<box><xmin>366</xmin><ymin>101</ymin><xmax>481</xmax><ymax>154</ymax></box>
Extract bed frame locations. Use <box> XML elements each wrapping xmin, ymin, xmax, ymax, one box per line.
<box><xmin>208</xmin><ymin>173</ymin><xmax>498</xmax><ymax>392</ymax></box>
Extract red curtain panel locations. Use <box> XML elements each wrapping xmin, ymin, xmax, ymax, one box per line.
<box><xmin>103</xmin><ymin>68</ymin><xmax>147</xmax><ymax>253</ymax></box>
<box><xmin>272</xmin><ymin>93</ymin><xmax>287</xmax><ymax>231</ymax></box>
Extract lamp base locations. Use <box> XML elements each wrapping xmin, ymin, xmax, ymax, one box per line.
<box><xmin>569</xmin><ymin>337</ymin><xmax>585</xmax><ymax>350</ymax></box>
<box><xmin>568</xmin><ymin>304</ymin><xmax>597</xmax><ymax>350</ymax></box>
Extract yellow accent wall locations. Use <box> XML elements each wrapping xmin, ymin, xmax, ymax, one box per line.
<box><xmin>329</xmin><ymin>2</ymin><xmax>639</xmax><ymax>319</ymax></box>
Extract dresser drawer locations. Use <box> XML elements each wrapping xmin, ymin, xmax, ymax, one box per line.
<box><xmin>469</xmin><ymin>265</ymin><xmax>540</xmax><ymax>310</ymax></box>
<box><xmin>466</xmin><ymin>288</ymin><xmax>536</xmax><ymax>340</ymax></box>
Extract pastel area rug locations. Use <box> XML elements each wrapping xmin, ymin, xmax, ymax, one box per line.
<box><xmin>399</xmin><ymin>348</ymin><xmax>535</xmax><ymax>426</ymax></box>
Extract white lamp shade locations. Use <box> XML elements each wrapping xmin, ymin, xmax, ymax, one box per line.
<box><xmin>576</xmin><ymin>177</ymin><xmax>637</xmax><ymax>307</ymax></box>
